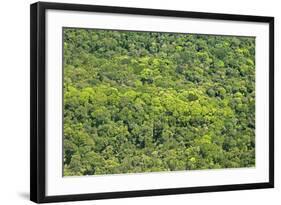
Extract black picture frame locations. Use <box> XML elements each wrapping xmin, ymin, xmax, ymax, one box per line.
<box><xmin>30</xmin><ymin>1</ymin><xmax>274</xmax><ymax>203</ymax></box>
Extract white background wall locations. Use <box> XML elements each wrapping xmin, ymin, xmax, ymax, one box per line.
<box><xmin>0</xmin><ymin>0</ymin><xmax>279</xmax><ymax>204</ymax></box>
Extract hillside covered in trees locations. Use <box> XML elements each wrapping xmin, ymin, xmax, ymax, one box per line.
<box><xmin>63</xmin><ymin>28</ymin><xmax>255</xmax><ymax>176</ymax></box>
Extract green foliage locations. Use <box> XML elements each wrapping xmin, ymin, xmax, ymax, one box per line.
<box><xmin>63</xmin><ymin>28</ymin><xmax>255</xmax><ymax>176</ymax></box>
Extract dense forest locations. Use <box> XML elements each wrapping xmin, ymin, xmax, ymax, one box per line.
<box><xmin>63</xmin><ymin>28</ymin><xmax>255</xmax><ymax>176</ymax></box>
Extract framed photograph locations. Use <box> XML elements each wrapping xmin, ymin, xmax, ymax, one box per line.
<box><xmin>30</xmin><ymin>1</ymin><xmax>274</xmax><ymax>203</ymax></box>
